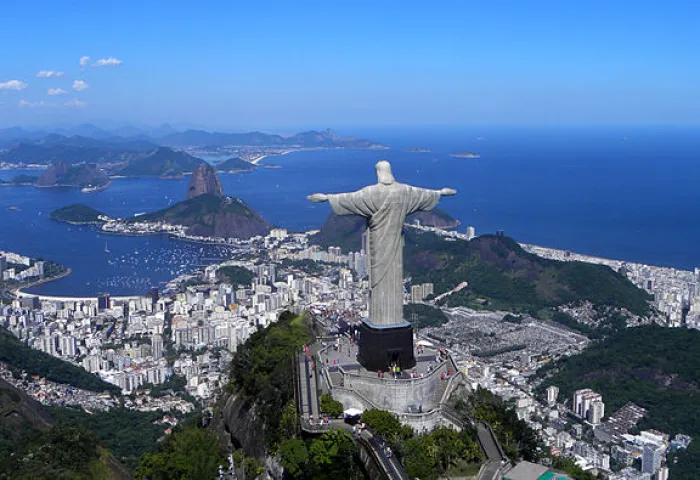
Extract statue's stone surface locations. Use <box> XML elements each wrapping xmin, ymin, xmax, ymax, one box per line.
<box><xmin>310</xmin><ymin>160</ymin><xmax>455</xmax><ymax>327</ymax></box>
<box><xmin>308</xmin><ymin>160</ymin><xmax>455</xmax><ymax>370</ymax></box>
<box><xmin>187</xmin><ymin>163</ymin><xmax>224</xmax><ymax>199</ymax></box>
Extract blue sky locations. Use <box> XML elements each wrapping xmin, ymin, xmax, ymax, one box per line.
<box><xmin>1</xmin><ymin>1</ymin><xmax>698</xmax><ymax>129</ymax></box>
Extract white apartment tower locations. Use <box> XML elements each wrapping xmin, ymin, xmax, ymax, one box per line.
<box><xmin>546</xmin><ymin>385</ymin><xmax>559</xmax><ymax>405</ymax></box>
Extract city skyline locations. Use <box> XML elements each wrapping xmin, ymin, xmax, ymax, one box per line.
<box><xmin>1</xmin><ymin>1</ymin><xmax>699</xmax><ymax>128</ymax></box>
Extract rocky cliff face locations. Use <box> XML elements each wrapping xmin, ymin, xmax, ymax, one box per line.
<box><xmin>210</xmin><ymin>392</ymin><xmax>267</xmax><ymax>458</ymax></box>
<box><xmin>187</xmin><ymin>163</ymin><xmax>224</xmax><ymax>199</ymax></box>
<box><xmin>35</xmin><ymin>162</ymin><xmax>70</xmax><ymax>186</ymax></box>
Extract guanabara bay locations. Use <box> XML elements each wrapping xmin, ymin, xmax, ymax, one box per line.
<box><xmin>1</xmin><ymin>3</ymin><xmax>699</xmax><ymax>480</ymax></box>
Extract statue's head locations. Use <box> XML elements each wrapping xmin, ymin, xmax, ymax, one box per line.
<box><xmin>375</xmin><ymin>160</ymin><xmax>395</xmax><ymax>185</ymax></box>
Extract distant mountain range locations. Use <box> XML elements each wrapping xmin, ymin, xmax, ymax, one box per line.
<box><xmin>0</xmin><ymin>126</ymin><xmax>385</xmax><ymax>181</ymax></box>
<box><xmin>0</xmin><ymin>125</ymin><xmax>386</xmax><ymax>152</ymax></box>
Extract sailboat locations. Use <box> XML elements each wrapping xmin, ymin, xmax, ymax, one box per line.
<box><xmin>104</xmin><ymin>242</ymin><xmax>111</xmax><ymax>254</ymax></box>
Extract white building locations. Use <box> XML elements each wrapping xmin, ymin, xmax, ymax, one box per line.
<box><xmin>589</xmin><ymin>400</ymin><xmax>605</xmax><ymax>424</ymax></box>
<box><xmin>642</xmin><ymin>444</ymin><xmax>664</xmax><ymax>474</ymax></box>
<box><xmin>466</xmin><ymin>225</ymin><xmax>476</xmax><ymax>240</ymax></box>
<box><xmin>573</xmin><ymin>388</ymin><xmax>603</xmax><ymax>422</ymax></box>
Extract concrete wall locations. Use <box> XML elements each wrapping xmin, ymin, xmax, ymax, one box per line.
<box><xmin>397</xmin><ymin>409</ymin><xmax>455</xmax><ymax>433</ymax></box>
<box><xmin>342</xmin><ymin>367</ymin><xmax>445</xmax><ymax>413</ymax></box>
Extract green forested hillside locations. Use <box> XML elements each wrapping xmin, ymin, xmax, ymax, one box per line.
<box><xmin>404</xmin><ymin>303</ymin><xmax>449</xmax><ymax>329</ymax></box>
<box><xmin>0</xmin><ymin>422</ymin><xmax>130</xmax><ymax>480</ymax></box>
<box><xmin>49</xmin><ymin>406</ymin><xmax>170</xmax><ymax>469</ymax></box>
<box><xmin>312</xmin><ymin>217</ymin><xmax>651</xmax><ymax>316</ymax></box>
<box><xmin>229</xmin><ymin>311</ymin><xmax>313</xmax><ymax>448</ymax></box>
<box><xmin>50</xmin><ymin>203</ymin><xmax>107</xmax><ymax>223</ymax></box>
<box><xmin>0</xmin><ymin>381</ymin><xmax>130</xmax><ymax>479</ymax></box>
<box><xmin>0</xmin><ymin>327</ymin><xmax>120</xmax><ymax>394</ymax></box>
<box><xmin>538</xmin><ymin>326</ymin><xmax>700</xmax><ymax>479</ymax></box>
<box><xmin>0</xmin><ymin>379</ymin><xmax>51</xmax><ymax>458</ymax></box>
<box><xmin>404</xmin><ymin>231</ymin><xmax>651</xmax><ymax>316</ymax></box>
<box><xmin>215</xmin><ymin>156</ymin><xmax>256</xmax><ymax>172</ymax></box>
<box><xmin>135</xmin><ymin>193</ymin><xmax>271</xmax><ymax>238</ymax></box>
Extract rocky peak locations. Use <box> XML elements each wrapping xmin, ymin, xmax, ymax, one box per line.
<box><xmin>187</xmin><ymin>163</ymin><xmax>223</xmax><ymax>199</ymax></box>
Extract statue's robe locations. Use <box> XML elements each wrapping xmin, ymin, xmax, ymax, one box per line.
<box><xmin>328</xmin><ymin>182</ymin><xmax>440</xmax><ymax>327</ymax></box>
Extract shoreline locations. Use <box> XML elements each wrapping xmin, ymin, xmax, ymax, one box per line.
<box><xmin>13</xmin><ymin>267</ymin><xmax>144</xmax><ymax>302</ymax></box>
<box><xmin>12</xmin><ymin>267</ymin><xmax>72</xmax><ymax>297</ymax></box>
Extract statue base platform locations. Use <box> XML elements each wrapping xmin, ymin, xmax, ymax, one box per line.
<box><xmin>357</xmin><ymin>319</ymin><xmax>416</xmax><ymax>371</ymax></box>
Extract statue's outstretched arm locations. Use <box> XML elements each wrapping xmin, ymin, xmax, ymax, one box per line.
<box><xmin>439</xmin><ymin>187</ymin><xmax>457</xmax><ymax>196</ymax></box>
<box><xmin>307</xmin><ymin>193</ymin><xmax>329</xmax><ymax>202</ymax></box>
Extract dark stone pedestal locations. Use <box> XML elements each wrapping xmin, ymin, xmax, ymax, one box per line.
<box><xmin>357</xmin><ymin>319</ymin><xmax>416</xmax><ymax>372</ymax></box>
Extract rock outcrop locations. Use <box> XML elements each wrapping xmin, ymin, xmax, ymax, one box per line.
<box><xmin>35</xmin><ymin>162</ymin><xmax>109</xmax><ymax>188</ymax></box>
<box><xmin>35</xmin><ymin>162</ymin><xmax>70</xmax><ymax>186</ymax></box>
<box><xmin>187</xmin><ymin>163</ymin><xmax>224</xmax><ymax>199</ymax></box>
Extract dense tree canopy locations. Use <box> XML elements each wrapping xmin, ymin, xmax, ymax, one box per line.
<box><xmin>135</xmin><ymin>425</ymin><xmax>224</xmax><ymax>480</ymax></box>
<box><xmin>229</xmin><ymin>311</ymin><xmax>313</xmax><ymax>448</ymax></box>
<box><xmin>539</xmin><ymin>326</ymin><xmax>700</xmax><ymax>479</ymax></box>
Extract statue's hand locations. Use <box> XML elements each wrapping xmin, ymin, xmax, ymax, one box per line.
<box><xmin>439</xmin><ymin>188</ymin><xmax>457</xmax><ymax>196</ymax></box>
<box><xmin>307</xmin><ymin>193</ymin><xmax>329</xmax><ymax>203</ymax></box>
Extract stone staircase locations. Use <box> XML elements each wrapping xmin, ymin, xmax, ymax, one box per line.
<box><xmin>328</xmin><ymin>370</ymin><xmax>344</xmax><ymax>387</ymax></box>
<box><xmin>431</xmin><ymin>377</ymin><xmax>449</xmax><ymax>406</ymax></box>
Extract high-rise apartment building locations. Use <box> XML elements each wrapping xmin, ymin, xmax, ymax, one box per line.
<box><xmin>573</xmin><ymin>389</ymin><xmax>604</xmax><ymax>423</ymax></box>
<box><xmin>466</xmin><ymin>226</ymin><xmax>476</xmax><ymax>240</ymax></box>
<box><xmin>546</xmin><ymin>385</ymin><xmax>559</xmax><ymax>405</ymax></box>
<box><xmin>642</xmin><ymin>444</ymin><xmax>664</xmax><ymax>474</ymax></box>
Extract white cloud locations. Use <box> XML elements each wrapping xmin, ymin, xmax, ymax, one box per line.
<box><xmin>64</xmin><ymin>99</ymin><xmax>87</xmax><ymax>108</ymax></box>
<box><xmin>19</xmin><ymin>100</ymin><xmax>55</xmax><ymax>108</ymax></box>
<box><xmin>79</xmin><ymin>56</ymin><xmax>91</xmax><ymax>66</ymax></box>
<box><xmin>92</xmin><ymin>57</ymin><xmax>123</xmax><ymax>67</ymax></box>
<box><xmin>0</xmin><ymin>80</ymin><xmax>28</xmax><ymax>91</ymax></box>
<box><xmin>48</xmin><ymin>88</ymin><xmax>67</xmax><ymax>96</ymax></box>
<box><xmin>36</xmin><ymin>70</ymin><xmax>65</xmax><ymax>78</ymax></box>
<box><xmin>72</xmin><ymin>80</ymin><xmax>89</xmax><ymax>91</ymax></box>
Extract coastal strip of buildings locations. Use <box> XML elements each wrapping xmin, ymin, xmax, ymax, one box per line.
<box><xmin>521</xmin><ymin>244</ymin><xmax>700</xmax><ymax>329</ymax></box>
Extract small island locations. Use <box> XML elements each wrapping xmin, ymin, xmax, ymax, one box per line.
<box><xmin>405</xmin><ymin>147</ymin><xmax>431</xmax><ymax>153</ymax></box>
<box><xmin>450</xmin><ymin>152</ymin><xmax>481</xmax><ymax>159</ymax></box>
<box><xmin>215</xmin><ymin>157</ymin><xmax>256</xmax><ymax>173</ymax></box>
<box><xmin>50</xmin><ymin>204</ymin><xmax>110</xmax><ymax>225</ymax></box>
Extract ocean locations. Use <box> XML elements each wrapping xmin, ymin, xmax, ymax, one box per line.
<box><xmin>1</xmin><ymin>126</ymin><xmax>699</xmax><ymax>296</ymax></box>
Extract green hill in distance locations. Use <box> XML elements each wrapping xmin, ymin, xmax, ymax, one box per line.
<box><xmin>310</xmin><ymin>208</ymin><xmax>460</xmax><ymax>253</ymax></box>
<box><xmin>215</xmin><ymin>156</ymin><xmax>256</xmax><ymax>172</ymax></box>
<box><xmin>312</xmin><ymin>218</ymin><xmax>651</xmax><ymax>317</ymax></box>
<box><xmin>405</xmin><ymin>231</ymin><xmax>652</xmax><ymax>316</ymax></box>
<box><xmin>50</xmin><ymin>204</ymin><xmax>108</xmax><ymax>224</ymax></box>
<box><xmin>135</xmin><ymin>193</ymin><xmax>271</xmax><ymax>239</ymax></box>
<box><xmin>537</xmin><ymin>326</ymin><xmax>700</xmax><ymax>479</ymax></box>
<box><xmin>117</xmin><ymin>147</ymin><xmax>205</xmax><ymax>177</ymax></box>
<box><xmin>34</xmin><ymin>162</ymin><xmax>109</xmax><ymax>188</ymax></box>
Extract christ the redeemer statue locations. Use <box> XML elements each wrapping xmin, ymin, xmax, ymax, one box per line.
<box><xmin>308</xmin><ymin>160</ymin><xmax>456</xmax><ymax>370</ymax></box>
